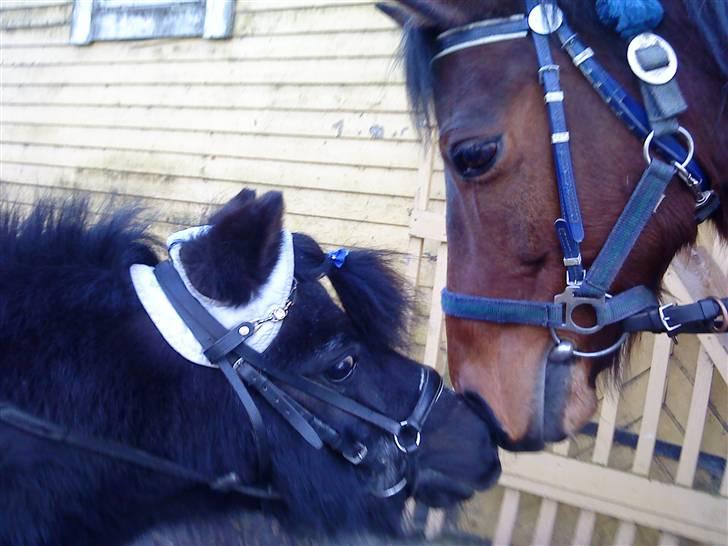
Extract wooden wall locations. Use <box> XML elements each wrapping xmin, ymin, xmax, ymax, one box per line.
<box><xmin>0</xmin><ymin>0</ymin><xmax>424</xmax><ymax>249</ymax></box>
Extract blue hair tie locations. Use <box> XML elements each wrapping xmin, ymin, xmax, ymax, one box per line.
<box><xmin>328</xmin><ymin>248</ymin><xmax>350</xmax><ymax>269</ymax></box>
<box><xmin>595</xmin><ymin>0</ymin><xmax>664</xmax><ymax>39</ymax></box>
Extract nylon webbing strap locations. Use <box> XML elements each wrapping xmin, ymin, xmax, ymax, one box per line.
<box><xmin>556</xmin><ymin>22</ymin><xmax>712</xmax><ymax>198</ymax></box>
<box><xmin>530</xmin><ymin>23</ymin><xmax>584</xmax><ymax>246</ymax></box>
<box><xmin>441</xmin><ymin>286</ymin><xmax>657</xmax><ymax>330</ymax></box>
<box><xmin>579</xmin><ymin>159</ymin><xmax>675</xmax><ymax>297</ymax></box>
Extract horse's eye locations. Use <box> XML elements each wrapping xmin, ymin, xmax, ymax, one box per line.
<box><xmin>450</xmin><ymin>137</ymin><xmax>500</xmax><ymax>179</ymax></box>
<box><xmin>325</xmin><ymin>355</ymin><xmax>357</xmax><ymax>383</ymax></box>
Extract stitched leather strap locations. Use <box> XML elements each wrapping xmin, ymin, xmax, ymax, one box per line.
<box><xmin>0</xmin><ymin>402</ymin><xmax>280</xmax><ymax>501</ymax></box>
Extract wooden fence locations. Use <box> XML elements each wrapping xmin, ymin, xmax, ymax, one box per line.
<box><xmin>407</xmin><ymin>136</ymin><xmax>728</xmax><ymax>545</ymax></box>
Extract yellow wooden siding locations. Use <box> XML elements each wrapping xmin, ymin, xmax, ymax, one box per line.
<box><xmin>0</xmin><ymin>1</ymin><xmax>418</xmax><ymax>244</ymax></box>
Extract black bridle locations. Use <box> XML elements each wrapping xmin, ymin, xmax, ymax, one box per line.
<box><xmin>435</xmin><ymin>1</ymin><xmax>727</xmax><ymax>359</ymax></box>
<box><xmin>0</xmin><ymin>258</ymin><xmax>443</xmax><ymax>503</ymax></box>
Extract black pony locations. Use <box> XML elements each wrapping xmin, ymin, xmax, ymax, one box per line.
<box><xmin>0</xmin><ymin>190</ymin><xmax>500</xmax><ymax>546</ymax></box>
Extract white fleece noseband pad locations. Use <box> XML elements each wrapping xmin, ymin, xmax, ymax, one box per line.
<box><xmin>130</xmin><ymin>227</ymin><xmax>295</xmax><ymax>367</ymax></box>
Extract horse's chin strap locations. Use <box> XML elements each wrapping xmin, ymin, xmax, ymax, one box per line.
<box><xmin>436</xmin><ymin>3</ymin><xmax>725</xmax><ymax>357</ymax></box>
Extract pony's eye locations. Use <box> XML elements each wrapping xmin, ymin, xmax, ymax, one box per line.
<box><xmin>325</xmin><ymin>355</ymin><xmax>357</xmax><ymax>383</ymax></box>
<box><xmin>450</xmin><ymin>137</ymin><xmax>500</xmax><ymax>179</ymax></box>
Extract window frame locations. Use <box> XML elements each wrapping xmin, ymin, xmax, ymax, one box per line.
<box><xmin>70</xmin><ymin>0</ymin><xmax>235</xmax><ymax>44</ymax></box>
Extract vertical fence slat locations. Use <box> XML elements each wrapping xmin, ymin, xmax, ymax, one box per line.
<box><xmin>531</xmin><ymin>441</ymin><xmax>569</xmax><ymax>545</ymax></box>
<box><xmin>572</xmin><ymin>392</ymin><xmax>619</xmax><ymax>544</ymax></box>
<box><xmin>494</xmin><ymin>488</ymin><xmax>521</xmax><ymax>546</ymax></box>
<box><xmin>614</xmin><ymin>333</ymin><xmax>672</xmax><ymax>545</ymax></box>
<box><xmin>423</xmin><ymin>243</ymin><xmax>447</xmax><ymax>372</ymax></box>
<box><xmin>405</xmin><ymin>143</ymin><xmax>435</xmax><ymax>288</ymax></box>
<box><xmin>660</xmin><ymin>346</ymin><xmax>714</xmax><ymax>545</ymax></box>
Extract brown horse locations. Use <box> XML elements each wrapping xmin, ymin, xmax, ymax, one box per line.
<box><xmin>380</xmin><ymin>0</ymin><xmax>727</xmax><ymax>450</ymax></box>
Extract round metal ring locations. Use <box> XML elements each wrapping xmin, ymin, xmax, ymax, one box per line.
<box><xmin>549</xmin><ymin>329</ymin><xmax>629</xmax><ymax>359</ymax></box>
<box><xmin>643</xmin><ymin>126</ymin><xmax>694</xmax><ymax>167</ymax></box>
<box><xmin>708</xmin><ymin>297</ymin><xmax>728</xmax><ymax>333</ymax></box>
<box><xmin>394</xmin><ymin>422</ymin><xmax>421</xmax><ymax>453</ymax></box>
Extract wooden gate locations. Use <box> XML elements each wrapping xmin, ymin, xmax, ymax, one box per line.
<box><xmin>407</xmin><ymin>138</ymin><xmax>728</xmax><ymax>545</ymax></box>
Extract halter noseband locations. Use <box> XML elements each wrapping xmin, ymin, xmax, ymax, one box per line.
<box><xmin>436</xmin><ymin>1</ymin><xmax>726</xmax><ymax>359</ymax></box>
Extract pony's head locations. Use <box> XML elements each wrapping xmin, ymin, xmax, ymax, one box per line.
<box><xmin>380</xmin><ymin>0</ymin><xmax>727</xmax><ymax>449</ymax></box>
<box><xmin>175</xmin><ymin>189</ymin><xmax>502</xmax><ymax>526</ymax></box>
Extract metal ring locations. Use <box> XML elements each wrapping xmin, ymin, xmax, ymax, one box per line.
<box><xmin>708</xmin><ymin>297</ymin><xmax>728</xmax><ymax>333</ymax></box>
<box><xmin>549</xmin><ymin>328</ymin><xmax>629</xmax><ymax>359</ymax></box>
<box><xmin>643</xmin><ymin>126</ymin><xmax>694</xmax><ymax>168</ymax></box>
<box><xmin>394</xmin><ymin>422</ymin><xmax>421</xmax><ymax>453</ymax></box>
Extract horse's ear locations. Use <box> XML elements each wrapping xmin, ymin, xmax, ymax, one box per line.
<box><xmin>376</xmin><ymin>1</ymin><xmax>467</xmax><ymax>28</ymax></box>
<box><xmin>208</xmin><ymin>188</ymin><xmax>257</xmax><ymax>225</ymax></box>
<box><xmin>181</xmin><ymin>191</ymin><xmax>284</xmax><ymax>305</ymax></box>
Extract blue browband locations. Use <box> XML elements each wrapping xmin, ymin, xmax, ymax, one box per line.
<box><xmin>434</xmin><ymin>2</ymin><xmax>725</xmax><ymax>357</ymax></box>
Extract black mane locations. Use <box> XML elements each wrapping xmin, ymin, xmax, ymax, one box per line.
<box><xmin>399</xmin><ymin>0</ymin><xmax>728</xmax><ymax>131</ymax></box>
<box><xmin>0</xmin><ymin>199</ymin><xmax>159</xmax><ymax>334</ymax></box>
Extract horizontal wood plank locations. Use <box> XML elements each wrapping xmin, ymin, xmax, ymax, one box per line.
<box><xmin>2</xmin><ymin>181</ymin><xmax>411</xmax><ymax>251</ymax></box>
<box><xmin>1</xmin><ymin>123</ymin><xmax>423</xmax><ymax>169</ymax></box>
<box><xmin>0</xmin><ymin>143</ymin><xmax>421</xmax><ymax>198</ymax></box>
<box><xmin>233</xmin><ymin>4</ymin><xmax>396</xmax><ymax>35</ymax></box>
<box><xmin>0</xmin><ymin>57</ymin><xmax>405</xmax><ymax>85</ymax></box>
<box><xmin>1</xmin><ymin>162</ymin><xmax>412</xmax><ymax>226</ymax></box>
<box><xmin>1</xmin><ymin>30</ymin><xmax>401</xmax><ymax>63</ymax></box>
<box><xmin>0</xmin><ymin>2</ymin><xmax>70</xmax><ymax>30</ymax></box>
<box><xmin>499</xmin><ymin>451</ymin><xmax>728</xmax><ymax>544</ymax></box>
<box><xmin>1</xmin><ymin>104</ymin><xmax>415</xmax><ymax>141</ymax></box>
<box><xmin>0</xmin><ymin>83</ymin><xmax>410</xmax><ymax>112</ymax></box>
<box><xmin>0</xmin><ymin>25</ymin><xmax>70</xmax><ymax>45</ymax></box>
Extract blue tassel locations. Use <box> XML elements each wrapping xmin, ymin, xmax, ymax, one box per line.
<box><xmin>328</xmin><ymin>248</ymin><xmax>350</xmax><ymax>269</ymax></box>
<box><xmin>595</xmin><ymin>0</ymin><xmax>664</xmax><ymax>39</ymax></box>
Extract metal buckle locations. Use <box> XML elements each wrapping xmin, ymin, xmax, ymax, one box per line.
<box><xmin>627</xmin><ymin>32</ymin><xmax>678</xmax><ymax>85</ymax></box>
<box><xmin>658</xmin><ymin>303</ymin><xmax>681</xmax><ymax>333</ymax></box>
<box><xmin>343</xmin><ymin>442</ymin><xmax>368</xmax><ymax>465</ymax></box>
<box><xmin>553</xmin><ymin>286</ymin><xmax>606</xmax><ymax>334</ymax></box>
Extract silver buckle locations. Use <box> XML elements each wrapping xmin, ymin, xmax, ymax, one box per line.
<box><xmin>658</xmin><ymin>303</ymin><xmax>681</xmax><ymax>333</ymax></box>
<box><xmin>627</xmin><ymin>32</ymin><xmax>678</xmax><ymax>85</ymax></box>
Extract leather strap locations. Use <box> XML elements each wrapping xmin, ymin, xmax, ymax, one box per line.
<box><xmin>0</xmin><ymin>402</ymin><xmax>280</xmax><ymax>501</ymax></box>
<box><xmin>623</xmin><ymin>297</ymin><xmax>728</xmax><ymax>334</ymax></box>
<box><xmin>154</xmin><ymin>261</ymin><xmax>274</xmax><ymax>480</ymax></box>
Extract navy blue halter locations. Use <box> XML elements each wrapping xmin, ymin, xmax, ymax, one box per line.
<box><xmin>435</xmin><ymin>2</ymin><xmax>726</xmax><ymax>358</ymax></box>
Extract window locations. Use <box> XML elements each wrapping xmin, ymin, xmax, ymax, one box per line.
<box><xmin>70</xmin><ymin>0</ymin><xmax>235</xmax><ymax>44</ymax></box>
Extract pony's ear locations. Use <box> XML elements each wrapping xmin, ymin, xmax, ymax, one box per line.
<box><xmin>181</xmin><ymin>191</ymin><xmax>284</xmax><ymax>305</ymax></box>
<box><xmin>208</xmin><ymin>188</ymin><xmax>257</xmax><ymax>225</ymax></box>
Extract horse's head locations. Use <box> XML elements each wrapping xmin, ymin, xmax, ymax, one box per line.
<box><xmin>380</xmin><ymin>0</ymin><xmax>727</xmax><ymax>449</ymax></box>
<box><xmin>178</xmin><ymin>190</ymin><xmax>501</xmax><ymax>530</ymax></box>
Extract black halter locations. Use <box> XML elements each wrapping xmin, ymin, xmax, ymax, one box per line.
<box><xmin>0</xmin><ymin>259</ymin><xmax>443</xmax><ymax>503</ymax></box>
<box><xmin>435</xmin><ymin>2</ymin><xmax>727</xmax><ymax>359</ymax></box>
